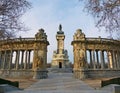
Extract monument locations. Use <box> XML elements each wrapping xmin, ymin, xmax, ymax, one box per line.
<box><xmin>51</xmin><ymin>24</ymin><xmax>71</xmax><ymax>72</ymax></box>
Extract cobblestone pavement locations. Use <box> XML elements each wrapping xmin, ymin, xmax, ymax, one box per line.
<box><xmin>8</xmin><ymin>73</ymin><xmax>112</xmax><ymax>93</ymax></box>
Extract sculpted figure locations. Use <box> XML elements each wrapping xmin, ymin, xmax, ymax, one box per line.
<box><xmin>35</xmin><ymin>56</ymin><xmax>43</xmax><ymax>69</ymax></box>
<box><xmin>33</xmin><ymin>50</ymin><xmax>44</xmax><ymax>70</ymax></box>
<box><xmin>79</xmin><ymin>49</ymin><xmax>86</xmax><ymax>68</ymax></box>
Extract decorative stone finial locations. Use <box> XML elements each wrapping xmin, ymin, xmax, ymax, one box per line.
<box><xmin>73</xmin><ymin>29</ymin><xmax>85</xmax><ymax>40</ymax></box>
<box><xmin>57</xmin><ymin>24</ymin><xmax>64</xmax><ymax>34</ymax></box>
<box><xmin>35</xmin><ymin>28</ymin><xmax>47</xmax><ymax>40</ymax></box>
<box><xmin>59</xmin><ymin>24</ymin><xmax>62</xmax><ymax>31</ymax></box>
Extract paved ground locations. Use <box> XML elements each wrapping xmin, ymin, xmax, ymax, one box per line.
<box><xmin>7</xmin><ymin>72</ymin><xmax>113</xmax><ymax>93</ymax></box>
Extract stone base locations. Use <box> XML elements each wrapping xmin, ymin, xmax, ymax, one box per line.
<box><xmin>73</xmin><ymin>69</ymin><xmax>120</xmax><ymax>79</ymax></box>
<box><xmin>33</xmin><ymin>69</ymin><xmax>48</xmax><ymax>79</ymax></box>
<box><xmin>49</xmin><ymin>68</ymin><xmax>72</xmax><ymax>73</ymax></box>
<box><xmin>0</xmin><ymin>70</ymin><xmax>33</xmax><ymax>78</ymax></box>
<box><xmin>73</xmin><ymin>68</ymin><xmax>87</xmax><ymax>79</ymax></box>
<box><xmin>87</xmin><ymin>69</ymin><xmax>120</xmax><ymax>78</ymax></box>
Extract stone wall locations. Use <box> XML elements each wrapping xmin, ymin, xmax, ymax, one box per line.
<box><xmin>0</xmin><ymin>70</ymin><xmax>33</xmax><ymax>78</ymax></box>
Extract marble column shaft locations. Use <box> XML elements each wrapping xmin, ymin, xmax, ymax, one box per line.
<box><xmin>89</xmin><ymin>50</ymin><xmax>93</xmax><ymax>68</ymax></box>
<box><xmin>116</xmin><ymin>51</ymin><xmax>120</xmax><ymax>69</ymax></box>
<box><xmin>118</xmin><ymin>51</ymin><xmax>120</xmax><ymax>69</ymax></box>
<box><xmin>96</xmin><ymin>50</ymin><xmax>99</xmax><ymax>69</ymax></box>
<box><xmin>113</xmin><ymin>51</ymin><xmax>117</xmax><ymax>69</ymax></box>
<box><xmin>0</xmin><ymin>51</ymin><xmax>2</xmax><ymax>69</ymax></box>
<box><xmin>9</xmin><ymin>50</ymin><xmax>13</xmax><ymax>70</ymax></box>
<box><xmin>92</xmin><ymin>50</ymin><xmax>96</xmax><ymax>69</ymax></box>
<box><xmin>107</xmin><ymin>51</ymin><xmax>111</xmax><ymax>69</ymax></box>
<box><xmin>24</xmin><ymin>50</ymin><xmax>28</xmax><ymax>69</ymax></box>
<box><xmin>3</xmin><ymin>51</ymin><xmax>6</xmax><ymax>69</ymax></box>
<box><xmin>21</xmin><ymin>51</ymin><xmax>24</xmax><ymax>69</ymax></box>
<box><xmin>27</xmin><ymin>50</ymin><xmax>31</xmax><ymax>69</ymax></box>
<box><xmin>100</xmin><ymin>51</ymin><xmax>105</xmax><ymax>69</ymax></box>
<box><xmin>16</xmin><ymin>50</ymin><xmax>20</xmax><ymax>70</ymax></box>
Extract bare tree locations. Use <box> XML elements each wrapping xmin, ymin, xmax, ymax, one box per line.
<box><xmin>116</xmin><ymin>32</ymin><xmax>120</xmax><ymax>40</ymax></box>
<box><xmin>0</xmin><ymin>0</ymin><xmax>31</xmax><ymax>39</ymax></box>
<box><xmin>80</xmin><ymin>0</ymin><xmax>120</xmax><ymax>33</ymax></box>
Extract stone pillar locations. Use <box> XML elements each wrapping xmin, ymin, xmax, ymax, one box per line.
<box><xmin>107</xmin><ymin>51</ymin><xmax>110</xmax><ymax>69</ymax></box>
<box><xmin>113</xmin><ymin>51</ymin><xmax>117</xmax><ymax>69</ymax></box>
<box><xmin>2</xmin><ymin>51</ymin><xmax>6</xmax><ymax>69</ymax></box>
<box><xmin>96</xmin><ymin>50</ymin><xmax>99</xmax><ymax>69</ymax></box>
<box><xmin>16</xmin><ymin>50</ymin><xmax>20</xmax><ymax>70</ymax></box>
<box><xmin>118</xmin><ymin>51</ymin><xmax>120</xmax><ymax>69</ymax></box>
<box><xmin>116</xmin><ymin>51</ymin><xmax>120</xmax><ymax>69</ymax></box>
<box><xmin>33</xmin><ymin>29</ymin><xmax>49</xmax><ymax>79</ymax></box>
<box><xmin>89</xmin><ymin>50</ymin><xmax>93</xmax><ymax>68</ymax></box>
<box><xmin>100</xmin><ymin>50</ymin><xmax>105</xmax><ymax>69</ymax></box>
<box><xmin>85</xmin><ymin>50</ymin><xmax>88</xmax><ymax>69</ymax></box>
<box><xmin>108</xmin><ymin>51</ymin><xmax>113</xmax><ymax>69</ymax></box>
<box><xmin>92</xmin><ymin>50</ymin><xmax>96</xmax><ymax>69</ymax></box>
<box><xmin>8</xmin><ymin>50</ymin><xmax>13</xmax><ymax>70</ymax></box>
<box><xmin>0</xmin><ymin>51</ymin><xmax>2</xmax><ymax>69</ymax></box>
<box><xmin>27</xmin><ymin>50</ymin><xmax>31</xmax><ymax>69</ymax></box>
<box><xmin>20</xmin><ymin>50</ymin><xmax>24</xmax><ymax>69</ymax></box>
<box><xmin>24</xmin><ymin>50</ymin><xmax>28</xmax><ymax>69</ymax></box>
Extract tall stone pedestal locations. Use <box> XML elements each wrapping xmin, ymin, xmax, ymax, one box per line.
<box><xmin>73</xmin><ymin>68</ymin><xmax>87</xmax><ymax>80</ymax></box>
<box><xmin>33</xmin><ymin>69</ymin><xmax>48</xmax><ymax>79</ymax></box>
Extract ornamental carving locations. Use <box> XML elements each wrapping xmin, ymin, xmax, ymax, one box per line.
<box><xmin>35</xmin><ymin>29</ymin><xmax>47</xmax><ymax>40</ymax></box>
<box><xmin>78</xmin><ymin>49</ymin><xmax>86</xmax><ymax>68</ymax></box>
<box><xmin>73</xmin><ymin>29</ymin><xmax>85</xmax><ymax>40</ymax></box>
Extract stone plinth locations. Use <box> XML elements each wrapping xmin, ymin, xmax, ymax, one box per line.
<box><xmin>33</xmin><ymin>69</ymin><xmax>48</xmax><ymax>79</ymax></box>
<box><xmin>73</xmin><ymin>68</ymin><xmax>87</xmax><ymax>79</ymax></box>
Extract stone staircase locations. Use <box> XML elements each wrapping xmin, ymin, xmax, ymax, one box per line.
<box><xmin>47</xmin><ymin>68</ymin><xmax>73</xmax><ymax>73</ymax></box>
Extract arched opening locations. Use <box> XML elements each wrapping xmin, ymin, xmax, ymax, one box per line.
<box><xmin>59</xmin><ymin>62</ymin><xmax>62</xmax><ymax>68</ymax></box>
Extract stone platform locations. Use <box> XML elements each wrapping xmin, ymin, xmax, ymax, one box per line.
<box><xmin>6</xmin><ymin>72</ymin><xmax>119</xmax><ymax>93</ymax></box>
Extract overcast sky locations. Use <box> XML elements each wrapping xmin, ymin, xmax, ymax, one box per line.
<box><xmin>19</xmin><ymin>0</ymin><xmax>109</xmax><ymax>63</ymax></box>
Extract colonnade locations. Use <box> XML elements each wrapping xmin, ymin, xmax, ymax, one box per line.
<box><xmin>86</xmin><ymin>50</ymin><xmax>120</xmax><ymax>69</ymax></box>
<box><xmin>0</xmin><ymin>50</ymin><xmax>33</xmax><ymax>70</ymax></box>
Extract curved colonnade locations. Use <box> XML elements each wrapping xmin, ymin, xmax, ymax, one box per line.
<box><xmin>0</xmin><ymin>29</ymin><xmax>49</xmax><ymax>79</ymax></box>
<box><xmin>72</xmin><ymin>29</ymin><xmax>120</xmax><ymax>79</ymax></box>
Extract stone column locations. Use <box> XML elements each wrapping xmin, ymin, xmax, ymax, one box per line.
<box><xmin>100</xmin><ymin>50</ymin><xmax>105</xmax><ymax>69</ymax></box>
<box><xmin>107</xmin><ymin>51</ymin><xmax>110</xmax><ymax>69</ymax></box>
<box><xmin>118</xmin><ymin>51</ymin><xmax>120</xmax><ymax>69</ymax></box>
<box><xmin>16</xmin><ymin>50</ymin><xmax>20</xmax><ymax>70</ymax></box>
<box><xmin>89</xmin><ymin>50</ymin><xmax>93</xmax><ymax>68</ymax></box>
<box><xmin>96</xmin><ymin>50</ymin><xmax>99</xmax><ymax>69</ymax></box>
<box><xmin>2</xmin><ymin>51</ymin><xmax>6</xmax><ymax>69</ymax></box>
<box><xmin>8</xmin><ymin>50</ymin><xmax>13</xmax><ymax>70</ymax></box>
<box><xmin>27</xmin><ymin>50</ymin><xmax>31</xmax><ymax>69</ymax></box>
<box><xmin>85</xmin><ymin>50</ymin><xmax>88</xmax><ymax>69</ymax></box>
<box><xmin>92</xmin><ymin>50</ymin><xmax>96</xmax><ymax>69</ymax></box>
<box><xmin>116</xmin><ymin>51</ymin><xmax>120</xmax><ymax>69</ymax></box>
<box><xmin>14</xmin><ymin>51</ymin><xmax>17</xmax><ymax>69</ymax></box>
<box><xmin>24</xmin><ymin>50</ymin><xmax>28</xmax><ymax>69</ymax></box>
<box><xmin>110</xmin><ymin>51</ymin><xmax>114</xmax><ymax>69</ymax></box>
<box><xmin>0</xmin><ymin>51</ymin><xmax>2</xmax><ymax>69</ymax></box>
<box><xmin>113</xmin><ymin>51</ymin><xmax>117</xmax><ymax>69</ymax></box>
<box><xmin>20</xmin><ymin>50</ymin><xmax>24</xmax><ymax>69</ymax></box>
